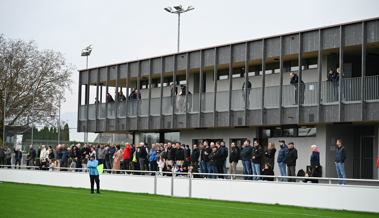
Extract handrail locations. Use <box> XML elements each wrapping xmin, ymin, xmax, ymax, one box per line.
<box><xmin>1</xmin><ymin>165</ymin><xmax>378</xmax><ymax>185</ymax></box>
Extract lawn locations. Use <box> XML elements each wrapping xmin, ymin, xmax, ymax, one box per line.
<box><xmin>0</xmin><ymin>182</ymin><xmax>377</xmax><ymax>218</ymax></box>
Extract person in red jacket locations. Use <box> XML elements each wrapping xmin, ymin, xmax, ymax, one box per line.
<box><xmin>123</xmin><ymin>143</ymin><xmax>132</xmax><ymax>171</ymax></box>
<box><xmin>376</xmin><ymin>154</ymin><xmax>379</xmax><ymax>179</ymax></box>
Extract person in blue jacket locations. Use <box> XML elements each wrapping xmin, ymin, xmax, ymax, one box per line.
<box><xmin>87</xmin><ymin>155</ymin><xmax>100</xmax><ymax>194</ymax></box>
<box><xmin>277</xmin><ymin>140</ymin><xmax>288</xmax><ymax>182</ymax></box>
<box><xmin>240</xmin><ymin>140</ymin><xmax>252</xmax><ymax>180</ymax></box>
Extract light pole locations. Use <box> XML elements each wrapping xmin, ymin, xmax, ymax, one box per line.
<box><xmin>81</xmin><ymin>45</ymin><xmax>92</xmax><ymax>145</ymax></box>
<box><xmin>2</xmin><ymin>88</ymin><xmax>6</xmax><ymax>146</ymax></box>
<box><xmin>164</xmin><ymin>5</ymin><xmax>194</xmax><ymax>53</ymax></box>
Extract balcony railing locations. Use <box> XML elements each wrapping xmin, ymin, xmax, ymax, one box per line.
<box><xmin>79</xmin><ymin>75</ymin><xmax>379</xmax><ymax>121</ymax></box>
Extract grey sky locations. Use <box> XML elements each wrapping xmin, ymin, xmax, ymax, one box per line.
<box><xmin>1</xmin><ymin>0</ymin><xmax>378</xmax><ymax>140</ymax></box>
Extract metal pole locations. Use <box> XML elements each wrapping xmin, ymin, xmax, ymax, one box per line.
<box><xmin>84</xmin><ymin>55</ymin><xmax>89</xmax><ymax>144</ymax></box>
<box><xmin>31</xmin><ymin>95</ymin><xmax>35</xmax><ymax>146</ymax></box>
<box><xmin>2</xmin><ymin>88</ymin><xmax>6</xmax><ymax>145</ymax></box>
<box><xmin>58</xmin><ymin>95</ymin><xmax>61</xmax><ymax>145</ymax></box>
<box><xmin>177</xmin><ymin>13</ymin><xmax>180</xmax><ymax>53</ymax></box>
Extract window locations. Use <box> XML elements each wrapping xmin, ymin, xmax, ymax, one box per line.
<box><xmin>262</xmin><ymin>126</ymin><xmax>316</xmax><ymax>137</ymax></box>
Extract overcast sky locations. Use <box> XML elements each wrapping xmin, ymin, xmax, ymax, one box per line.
<box><xmin>1</xmin><ymin>0</ymin><xmax>378</xmax><ymax>140</ymax></box>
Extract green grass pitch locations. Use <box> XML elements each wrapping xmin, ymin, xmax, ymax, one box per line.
<box><xmin>0</xmin><ymin>182</ymin><xmax>377</xmax><ymax>218</ymax></box>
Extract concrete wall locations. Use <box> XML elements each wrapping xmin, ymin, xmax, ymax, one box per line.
<box><xmin>1</xmin><ymin>169</ymin><xmax>379</xmax><ymax>213</ymax></box>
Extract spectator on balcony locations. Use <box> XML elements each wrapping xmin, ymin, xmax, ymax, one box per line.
<box><xmin>118</xmin><ymin>91</ymin><xmax>126</xmax><ymax>102</ymax></box>
<box><xmin>265</xmin><ymin>142</ymin><xmax>276</xmax><ymax>170</ymax></box>
<box><xmin>240</xmin><ymin>140</ymin><xmax>253</xmax><ymax>180</ymax></box>
<box><xmin>175</xmin><ymin>143</ymin><xmax>185</xmax><ymax>167</ymax></box>
<box><xmin>14</xmin><ymin>147</ymin><xmax>22</xmax><ymax>169</ymax></box>
<box><xmin>112</xmin><ymin>145</ymin><xmax>122</xmax><ymax>173</ymax></box>
<box><xmin>97</xmin><ymin>144</ymin><xmax>106</xmax><ymax>165</ymax></box>
<box><xmin>251</xmin><ymin>140</ymin><xmax>263</xmax><ymax>180</ymax></box>
<box><xmin>26</xmin><ymin>145</ymin><xmax>36</xmax><ymax>167</ymax></box>
<box><xmin>310</xmin><ymin>144</ymin><xmax>321</xmax><ymax>183</ymax></box>
<box><xmin>190</xmin><ymin>144</ymin><xmax>199</xmax><ymax>170</ymax></box>
<box><xmin>166</xmin><ymin>142</ymin><xmax>176</xmax><ymax>167</ymax></box>
<box><xmin>122</xmin><ymin>143</ymin><xmax>132</xmax><ymax>171</ymax></box>
<box><xmin>229</xmin><ymin>142</ymin><xmax>240</xmax><ymax>179</ymax></box>
<box><xmin>149</xmin><ymin>144</ymin><xmax>158</xmax><ymax>172</ymax></box>
<box><xmin>106</xmin><ymin>93</ymin><xmax>114</xmax><ymax>103</ymax></box>
<box><xmin>326</xmin><ymin>68</ymin><xmax>340</xmax><ymax>102</ymax></box>
<box><xmin>242</xmin><ymin>80</ymin><xmax>252</xmax><ymax>108</ymax></box>
<box><xmin>335</xmin><ymin>139</ymin><xmax>346</xmax><ymax>185</ymax></box>
<box><xmin>290</xmin><ymin>72</ymin><xmax>305</xmax><ymax>105</ymax></box>
<box><xmin>286</xmin><ymin>142</ymin><xmax>298</xmax><ymax>182</ymax></box>
<box><xmin>277</xmin><ymin>140</ymin><xmax>288</xmax><ymax>182</ymax></box>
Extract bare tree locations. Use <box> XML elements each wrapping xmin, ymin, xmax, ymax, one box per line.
<box><xmin>0</xmin><ymin>35</ymin><xmax>73</xmax><ymax>141</ymax></box>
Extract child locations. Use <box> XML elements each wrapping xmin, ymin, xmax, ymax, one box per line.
<box><xmin>261</xmin><ymin>163</ymin><xmax>274</xmax><ymax>181</ymax></box>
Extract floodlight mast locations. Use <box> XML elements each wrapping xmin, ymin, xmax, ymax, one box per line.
<box><xmin>164</xmin><ymin>5</ymin><xmax>194</xmax><ymax>53</ymax></box>
<box><xmin>81</xmin><ymin>44</ymin><xmax>92</xmax><ymax>145</ymax></box>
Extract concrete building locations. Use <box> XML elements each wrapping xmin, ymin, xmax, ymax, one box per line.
<box><xmin>78</xmin><ymin>17</ymin><xmax>379</xmax><ymax>179</ymax></box>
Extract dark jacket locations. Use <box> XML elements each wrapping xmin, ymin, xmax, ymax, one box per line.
<box><xmin>262</xmin><ymin>168</ymin><xmax>274</xmax><ymax>181</ymax></box>
<box><xmin>175</xmin><ymin>148</ymin><xmax>185</xmax><ymax>161</ymax></box>
<box><xmin>221</xmin><ymin>146</ymin><xmax>228</xmax><ymax>161</ymax></box>
<box><xmin>61</xmin><ymin>149</ymin><xmax>69</xmax><ymax>162</ymax></box>
<box><xmin>265</xmin><ymin>148</ymin><xmax>276</xmax><ymax>166</ymax></box>
<box><xmin>137</xmin><ymin>146</ymin><xmax>147</xmax><ymax>160</ymax></box>
<box><xmin>107</xmin><ymin>147</ymin><xmax>116</xmax><ymax>160</ymax></box>
<box><xmin>277</xmin><ymin>145</ymin><xmax>288</xmax><ymax>163</ymax></box>
<box><xmin>167</xmin><ymin>147</ymin><xmax>176</xmax><ymax>161</ymax></box>
<box><xmin>209</xmin><ymin>150</ymin><xmax>219</xmax><ymax>166</ymax></box>
<box><xmin>215</xmin><ymin>148</ymin><xmax>224</xmax><ymax>166</ymax></box>
<box><xmin>229</xmin><ymin>146</ymin><xmax>240</xmax><ymax>163</ymax></box>
<box><xmin>327</xmin><ymin>71</ymin><xmax>339</xmax><ymax>82</ymax></box>
<box><xmin>335</xmin><ymin>146</ymin><xmax>346</xmax><ymax>163</ymax></box>
<box><xmin>310</xmin><ymin>150</ymin><xmax>320</xmax><ymax>166</ymax></box>
<box><xmin>240</xmin><ymin>145</ymin><xmax>252</xmax><ymax>161</ymax></box>
<box><xmin>14</xmin><ymin>149</ymin><xmax>22</xmax><ymax>161</ymax></box>
<box><xmin>200</xmin><ymin>147</ymin><xmax>211</xmax><ymax>162</ymax></box>
<box><xmin>29</xmin><ymin>148</ymin><xmax>36</xmax><ymax>159</ymax></box>
<box><xmin>191</xmin><ymin>148</ymin><xmax>200</xmax><ymax>162</ymax></box>
<box><xmin>286</xmin><ymin>147</ymin><xmax>298</xmax><ymax>166</ymax></box>
<box><xmin>251</xmin><ymin>145</ymin><xmax>263</xmax><ymax>164</ymax></box>
<box><xmin>129</xmin><ymin>91</ymin><xmax>137</xmax><ymax>100</ymax></box>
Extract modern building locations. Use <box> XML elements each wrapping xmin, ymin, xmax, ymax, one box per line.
<box><xmin>78</xmin><ymin>17</ymin><xmax>379</xmax><ymax>179</ymax></box>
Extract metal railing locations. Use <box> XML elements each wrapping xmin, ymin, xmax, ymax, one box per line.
<box><xmin>2</xmin><ymin>165</ymin><xmax>378</xmax><ymax>187</ymax></box>
<box><xmin>79</xmin><ymin>75</ymin><xmax>379</xmax><ymax>119</ymax></box>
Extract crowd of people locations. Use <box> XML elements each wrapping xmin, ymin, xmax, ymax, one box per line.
<box><xmin>1</xmin><ymin>138</ymin><xmax>343</xmax><ymax>184</ymax></box>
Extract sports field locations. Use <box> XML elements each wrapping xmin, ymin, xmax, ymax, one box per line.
<box><xmin>0</xmin><ymin>182</ymin><xmax>376</xmax><ymax>218</ymax></box>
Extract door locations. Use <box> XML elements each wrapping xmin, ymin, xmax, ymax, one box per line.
<box><xmin>361</xmin><ymin>136</ymin><xmax>374</xmax><ymax>179</ymax></box>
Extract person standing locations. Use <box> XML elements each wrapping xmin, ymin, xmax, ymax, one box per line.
<box><xmin>137</xmin><ymin>143</ymin><xmax>147</xmax><ymax>171</ymax></box>
<box><xmin>208</xmin><ymin>146</ymin><xmax>219</xmax><ymax>179</ymax></box>
<box><xmin>220</xmin><ymin>141</ymin><xmax>228</xmax><ymax>177</ymax></box>
<box><xmin>290</xmin><ymin>72</ymin><xmax>305</xmax><ymax>105</ymax></box>
<box><xmin>107</xmin><ymin>144</ymin><xmax>116</xmax><ymax>170</ymax></box>
<box><xmin>251</xmin><ymin>140</ymin><xmax>263</xmax><ymax>180</ymax></box>
<box><xmin>166</xmin><ymin>142</ymin><xmax>176</xmax><ymax>168</ymax></box>
<box><xmin>174</xmin><ymin>143</ymin><xmax>185</xmax><ymax>167</ymax></box>
<box><xmin>277</xmin><ymin>140</ymin><xmax>288</xmax><ymax>182</ymax></box>
<box><xmin>122</xmin><ymin>143</ymin><xmax>132</xmax><ymax>171</ymax></box>
<box><xmin>242</xmin><ymin>80</ymin><xmax>252</xmax><ymax>108</ymax></box>
<box><xmin>326</xmin><ymin>68</ymin><xmax>339</xmax><ymax>102</ymax></box>
<box><xmin>0</xmin><ymin>146</ymin><xmax>5</xmax><ymax>167</ymax></box>
<box><xmin>190</xmin><ymin>144</ymin><xmax>200</xmax><ymax>170</ymax></box>
<box><xmin>14</xmin><ymin>148</ymin><xmax>22</xmax><ymax>169</ymax></box>
<box><xmin>60</xmin><ymin>145</ymin><xmax>69</xmax><ymax>171</ymax></box>
<box><xmin>240</xmin><ymin>140</ymin><xmax>252</xmax><ymax>180</ymax></box>
<box><xmin>149</xmin><ymin>144</ymin><xmax>158</xmax><ymax>172</ymax></box>
<box><xmin>335</xmin><ymin>139</ymin><xmax>346</xmax><ymax>185</ymax></box>
<box><xmin>229</xmin><ymin>142</ymin><xmax>240</xmax><ymax>179</ymax></box>
<box><xmin>286</xmin><ymin>142</ymin><xmax>298</xmax><ymax>182</ymax></box>
<box><xmin>87</xmin><ymin>155</ymin><xmax>100</xmax><ymax>194</ymax></box>
<box><xmin>97</xmin><ymin>144</ymin><xmax>106</xmax><ymax>165</ymax></box>
<box><xmin>265</xmin><ymin>142</ymin><xmax>276</xmax><ymax>170</ymax></box>
<box><xmin>26</xmin><ymin>145</ymin><xmax>36</xmax><ymax>167</ymax></box>
<box><xmin>310</xmin><ymin>144</ymin><xmax>321</xmax><ymax>183</ymax></box>
<box><xmin>6</xmin><ymin>147</ymin><xmax>12</xmax><ymax>168</ymax></box>
<box><xmin>199</xmin><ymin>143</ymin><xmax>209</xmax><ymax>178</ymax></box>
<box><xmin>112</xmin><ymin>145</ymin><xmax>122</xmax><ymax>173</ymax></box>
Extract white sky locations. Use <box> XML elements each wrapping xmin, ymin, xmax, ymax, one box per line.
<box><xmin>1</xmin><ymin>0</ymin><xmax>378</xmax><ymax>140</ymax></box>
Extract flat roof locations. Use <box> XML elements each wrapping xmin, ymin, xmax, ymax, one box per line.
<box><xmin>79</xmin><ymin>16</ymin><xmax>379</xmax><ymax>72</ymax></box>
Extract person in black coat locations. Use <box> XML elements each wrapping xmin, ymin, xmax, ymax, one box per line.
<box><xmin>262</xmin><ymin>163</ymin><xmax>274</xmax><ymax>181</ymax></box>
<box><xmin>215</xmin><ymin>142</ymin><xmax>225</xmax><ymax>178</ymax></box>
<box><xmin>166</xmin><ymin>143</ymin><xmax>176</xmax><ymax>167</ymax></box>
<box><xmin>208</xmin><ymin>146</ymin><xmax>219</xmax><ymax>179</ymax></box>
<box><xmin>174</xmin><ymin>143</ymin><xmax>185</xmax><ymax>167</ymax></box>
<box><xmin>251</xmin><ymin>140</ymin><xmax>263</xmax><ymax>180</ymax></box>
<box><xmin>286</xmin><ymin>142</ymin><xmax>298</xmax><ymax>182</ymax></box>
<box><xmin>14</xmin><ymin>148</ymin><xmax>22</xmax><ymax>169</ymax></box>
<box><xmin>229</xmin><ymin>142</ymin><xmax>240</xmax><ymax>178</ymax></box>
<box><xmin>190</xmin><ymin>144</ymin><xmax>200</xmax><ymax>170</ymax></box>
<box><xmin>265</xmin><ymin>142</ymin><xmax>276</xmax><ymax>170</ymax></box>
<box><xmin>290</xmin><ymin>72</ymin><xmax>305</xmax><ymax>105</ymax></box>
<box><xmin>240</xmin><ymin>140</ymin><xmax>253</xmax><ymax>180</ymax></box>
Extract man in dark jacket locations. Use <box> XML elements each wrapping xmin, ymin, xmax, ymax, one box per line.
<box><xmin>240</xmin><ymin>140</ymin><xmax>252</xmax><ymax>180</ymax></box>
<box><xmin>326</xmin><ymin>68</ymin><xmax>340</xmax><ymax>102</ymax></box>
<box><xmin>191</xmin><ymin>144</ymin><xmax>200</xmax><ymax>170</ymax></box>
<box><xmin>309</xmin><ymin>144</ymin><xmax>321</xmax><ymax>183</ymax></box>
<box><xmin>335</xmin><ymin>139</ymin><xmax>346</xmax><ymax>185</ymax></box>
<box><xmin>286</xmin><ymin>142</ymin><xmax>298</xmax><ymax>182</ymax></box>
<box><xmin>220</xmin><ymin>141</ymin><xmax>228</xmax><ymax>177</ymax></box>
<box><xmin>277</xmin><ymin>140</ymin><xmax>288</xmax><ymax>182</ymax></box>
<box><xmin>215</xmin><ymin>142</ymin><xmax>225</xmax><ymax>178</ymax></box>
<box><xmin>175</xmin><ymin>143</ymin><xmax>185</xmax><ymax>167</ymax></box>
<box><xmin>229</xmin><ymin>142</ymin><xmax>240</xmax><ymax>179</ymax></box>
<box><xmin>251</xmin><ymin>140</ymin><xmax>263</xmax><ymax>180</ymax></box>
<box><xmin>137</xmin><ymin>143</ymin><xmax>148</xmax><ymax>171</ymax></box>
<box><xmin>14</xmin><ymin>148</ymin><xmax>22</xmax><ymax>169</ymax></box>
<box><xmin>290</xmin><ymin>72</ymin><xmax>305</xmax><ymax>105</ymax></box>
<box><xmin>199</xmin><ymin>143</ymin><xmax>210</xmax><ymax>178</ymax></box>
<box><xmin>26</xmin><ymin>145</ymin><xmax>36</xmax><ymax>167</ymax></box>
<box><xmin>60</xmin><ymin>145</ymin><xmax>69</xmax><ymax>170</ymax></box>
<box><xmin>166</xmin><ymin>142</ymin><xmax>176</xmax><ymax>167</ymax></box>
<box><xmin>208</xmin><ymin>146</ymin><xmax>219</xmax><ymax>179</ymax></box>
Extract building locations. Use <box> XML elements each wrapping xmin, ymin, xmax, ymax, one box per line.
<box><xmin>78</xmin><ymin>17</ymin><xmax>379</xmax><ymax>179</ymax></box>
